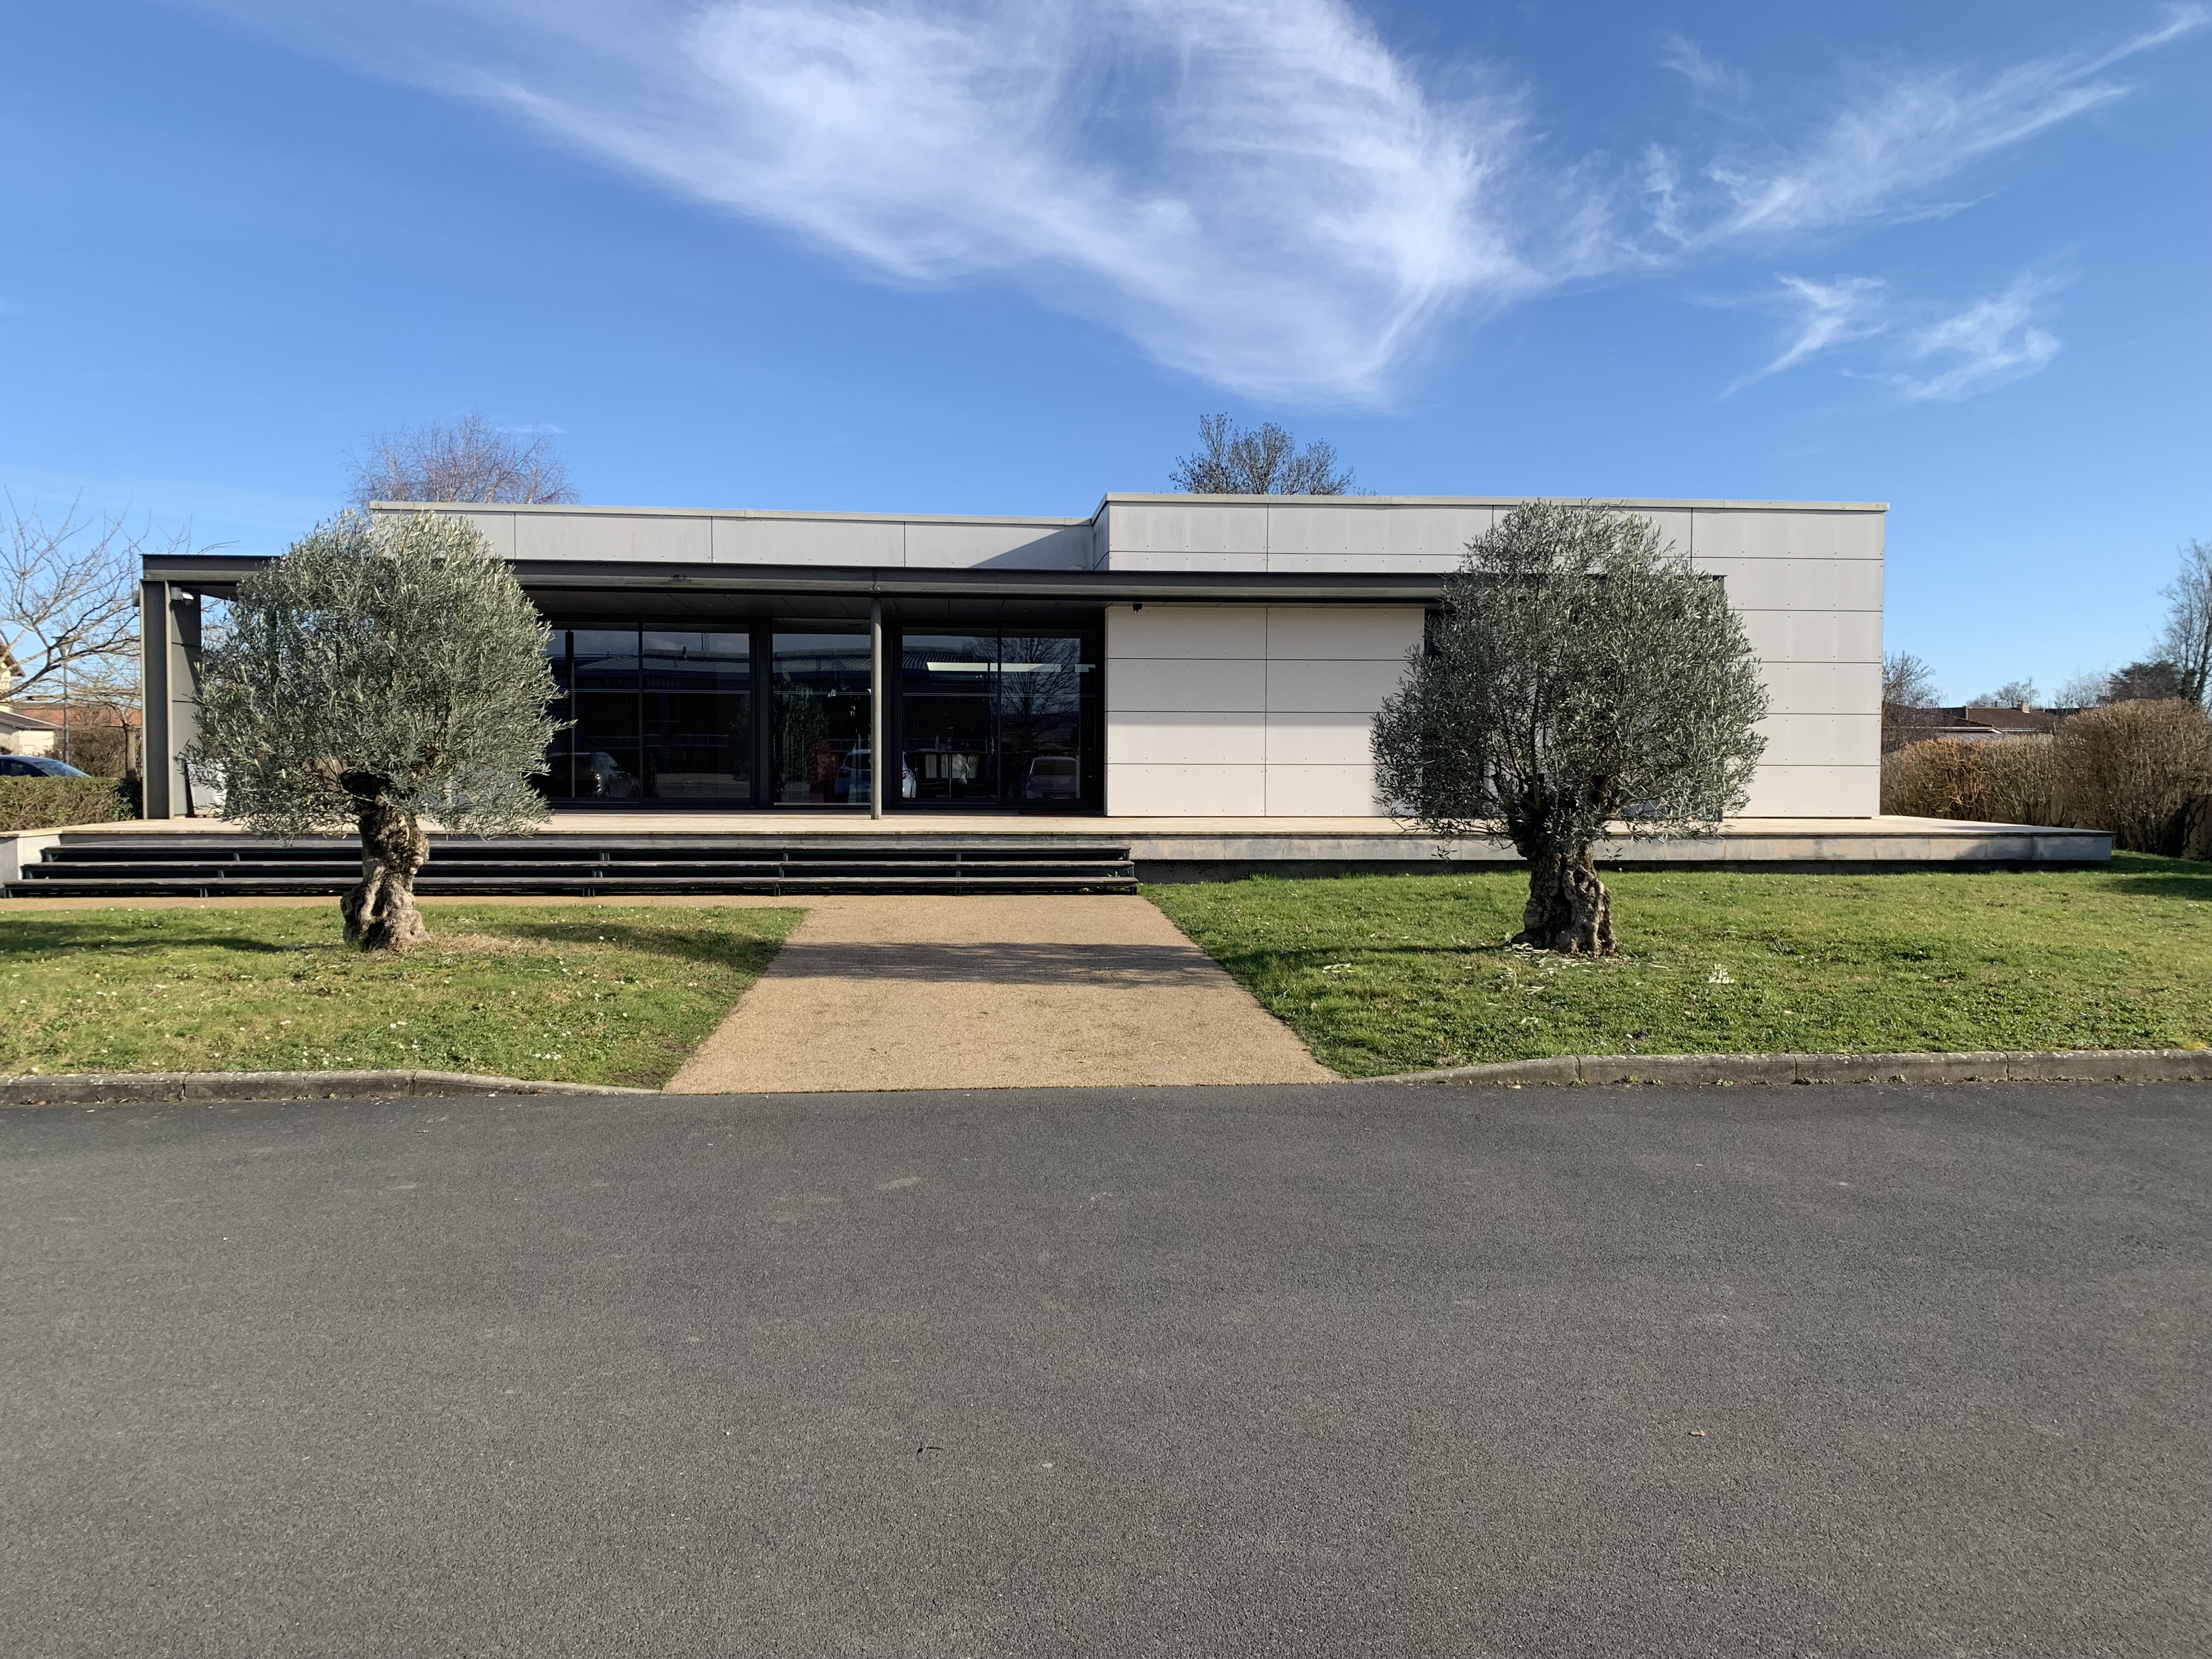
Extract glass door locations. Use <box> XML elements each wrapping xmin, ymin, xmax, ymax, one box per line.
<box><xmin>772</xmin><ymin>630</ymin><xmax>872</xmax><ymax>804</ymax></box>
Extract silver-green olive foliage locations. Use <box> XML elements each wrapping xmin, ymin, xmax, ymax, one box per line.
<box><xmin>1372</xmin><ymin>500</ymin><xmax>1768</xmax><ymax>951</ymax></box>
<box><xmin>193</xmin><ymin>510</ymin><xmax>560</xmax><ymax>839</ymax></box>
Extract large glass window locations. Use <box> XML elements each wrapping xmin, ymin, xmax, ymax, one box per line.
<box><xmin>571</xmin><ymin>629</ymin><xmax>643</xmax><ymax>801</ymax></box>
<box><xmin>896</xmin><ymin>627</ymin><xmax>1093</xmax><ymax>809</ymax></box>
<box><xmin>644</xmin><ymin>631</ymin><xmax>752</xmax><ymax>802</ymax></box>
<box><xmin>774</xmin><ymin>630</ymin><xmax>872</xmax><ymax>805</ymax></box>
<box><xmin>541</xmin><ymin>628</ymin><xmax>754</xmax><ymax>803</ymax></box>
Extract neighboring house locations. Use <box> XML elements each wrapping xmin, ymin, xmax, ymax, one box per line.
<box><xmin>0</xmin><ymin>707</ymin><xmax>61</xmax><ymax>758</ymax></box>
<box><xmin>137</xmin><ymin>493</ymin><xmax>1887</xmax><ymax>821</ymax></box>
<box><xmin>1886</xmin><ymin>704</ymin><xmax>2080</xmax><ymax>748</ymax></box>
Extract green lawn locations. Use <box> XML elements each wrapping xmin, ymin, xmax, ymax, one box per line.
<box><xmin>1</xmin><ymin>904</ymin><xmax>802</xmax><ymax>1087</ymax></box>
<box><xmin>1149</xmin><ymin>856</ymin><xmax>2212</xmax><ymax>1078</ymax></box>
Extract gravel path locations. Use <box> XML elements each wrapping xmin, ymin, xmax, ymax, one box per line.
<box><xmin>664</xmin><ymin>894</ymin><xmax>1333</xmax><ymax>1092</ymax></box>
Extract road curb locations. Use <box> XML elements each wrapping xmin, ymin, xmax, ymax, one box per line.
<box><xmin>1348</xmin><ymin>1048</ymin><xmax>2212</xmax><ymax>1087</ymax></box>
<box><xmin>0</xmin><ymin>1069</ymin><xmax>658</xmax><ymax>1107</ymax></box>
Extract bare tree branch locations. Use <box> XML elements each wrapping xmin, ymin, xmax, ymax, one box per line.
<box><xmin>1170</xmin><ymin>414</ymin><xmax>1356</xmax><ymax>495</ymax></box>
<box><xmin>2</xmin><ymin>493</ymin><xmax>199</xmax><ymax>706</ymax></box>
<box><xmin>347</xmin><ymin>413</ymin><xmax>580</xmax><ymax>507</ymax></box>
<box><xmin>2155</xmin><ymin>537</ymin><xmax>2212</xmax><ymax>707</ymax></box>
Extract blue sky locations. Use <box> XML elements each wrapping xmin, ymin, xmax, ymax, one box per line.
<box><xmin>2</xmin><ymin>1</ymin><xmax>2206</xmax><ymax>702</ymax></box>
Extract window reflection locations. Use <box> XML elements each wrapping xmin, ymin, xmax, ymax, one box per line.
<box><xmin>774</xmin><ymin>631</ymin><xmax>872</xmax><ymax>804</ymax></box>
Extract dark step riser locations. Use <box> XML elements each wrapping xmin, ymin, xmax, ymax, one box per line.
<box><xmin>7</xmin><ymin>879</ymin><xmax>1138</xmax><ymax>898</ymax></box>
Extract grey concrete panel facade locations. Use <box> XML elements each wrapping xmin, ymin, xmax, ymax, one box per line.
<box><xmin>133</xmin><ymin>494</ymin><xmax>1885</xmax><ymax>821</ymax></box>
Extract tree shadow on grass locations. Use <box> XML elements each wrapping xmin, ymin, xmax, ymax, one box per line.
<box><xmin>461</xmin><ymin>918</ymin><xmax>793</xmax><ymax>972</ymax></box>
<box><xmin>0</xmin><ymin>922</ymin><xmax>313</xmax><ymax>958</ymax></box>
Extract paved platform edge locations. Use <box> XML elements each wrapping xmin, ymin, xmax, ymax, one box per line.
<box><xmin>1352</xmin><ymin>1048</ymin><xmax>2212</xmax><ymax>1087</ymax></box>
<box><xmin>7</xmin><ymin>1049</ymin><xmax>2212</xmax><ymax>1105</ymax></box>
<box><xmin>0</xmin><ymin>1069</ymin><xmax>656</xmax><ymax>1106</ymax></box>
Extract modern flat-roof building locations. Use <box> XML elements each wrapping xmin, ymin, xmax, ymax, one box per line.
<box><xmin>138</xmin><ymin>493</ymin><xmax>1885</xmax><ymax>823</ymax></box>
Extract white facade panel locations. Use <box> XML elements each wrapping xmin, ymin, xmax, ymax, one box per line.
<box><xmin>1705</xmin><ymin>558</ymin><xmax>1883</xmax><ymax>614</ymax></box>
<box><xmin>1694</xmin><ymin>509</ymin><xmax>1884</xmax><ymax>562</ymax></box>
<box><xmin>1107</xmin><ymin>657</ymin><xmax>1267</xmax><ymax>714</ymax></box>
<box><xmin>1739</xmin><ymin>609</ymin><xmax>1883</xmax><ymax>665</ymax></box>
<box><xmin>1757</xmin><ymin>712</ymin><xmax>1881</xmax><ymax>769</ymax></box>
<box><xmin>903</xmin><ymin>521</ymin><xmax>1090</xmax><ymax>569</ymax></box>
<box><xmin>1264</xmin><ymin>606</ymin><xmax>1425</xmax><ymax>660</ymax></box>
<box><xmin>1109</xmin><ymin>763</ymin><xmax>1266</xmax><ymax>816</ymax></box>
<box><xmin>1743</xmin><ymin>765</ymin><xmax>1881</xmax><ymax>817</ymax></box>
<box><xmin>1265</xmin><ymin>659</ymin><xmax>1410</xmax><ymax>713</ymax></box>
<box><xmin>1760</xmin><ymin>661</ymin><xmax>1884</xmax><ymax>716</ymax></box>
<box><xmin>517</xmin><ymin>511</ymin><xmax>710</xmax><ymax>564</ymax></box>
<box><xmin>443</xmin><ymin>509</ymin><xmax>517</xmax><ymax>560</ymax></box>
<box><xmin>1266</xmin><ymin>764</ymin><xmax>1382</xmax><ymax>816</ymax></box>
<box><xmin>1262</xmin><ymin>503</ymin><xmax>1493</xmax><ymax>561</ymax></box>
<box><xmin>1106</xmin><ymin>551</ymin><xmax>1272</xmax><ymax>574</ymax></box>
<box><xmin>1109</xmin><ymin>712</ymin><xmax>1266</xmax><ymax>766</ymax></box>
<box><xmin>1110</xmin><ymin>604</ymin><xmax>1268</xmax><ymax>659</ymax></box>
<box><xmin>714</xmin><ymin>516</ymin><xmax>904</xmax><ymax>567</ymax></box>
<box><xmin>1104</xmin><ymin>501</ymin><xmax>1270</xmax><ymax>555</ymax></box>
<box><xmin>1265</xmin><ymin>712</ymin><xmax>1376</xmax><ymax>765</ymax></box>
<box><xmin>1633</xmin><ymin>507</ymin><xmax>1699</xmax><ymax>561</ymax></box>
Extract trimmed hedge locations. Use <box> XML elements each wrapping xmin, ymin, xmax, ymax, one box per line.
<box><xmin>0</xmin><ymin>776</ymin><xmax>133</xmax><ymax>833</ymax></box>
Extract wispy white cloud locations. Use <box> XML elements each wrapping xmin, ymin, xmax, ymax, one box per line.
<box><xmin>1657</xmin><ymin>7</ymin><xmax>2207</xmax><ymax>247</ymax></box>
<box><xmin>1658</xmin><ymin>36</ymin><xmax>1747</xmax><ymax>103</ymax></box>
<box><xmin>1723</xmin><ymin>269</ymin><xmax>2068</xmax><ymax>401</ymax></box>
<box><xmin>1886</xmin><ymin>275</ymin><xmax>2065</xmax><ymax>401</ymax></box>
<box><xmin>196</xmin><ymin>0</ymin><xmax>1566</xmax><ymax>405</ymax></box>
<box><xmin>183</xmin><ymin>1</ymin><xmax>2202</xmax><ymax>405</ymax></box>
<box><xmin>1728</xmin><ymin>275</ymin><xmax>1888</xmax><ymax>393</ymax></box>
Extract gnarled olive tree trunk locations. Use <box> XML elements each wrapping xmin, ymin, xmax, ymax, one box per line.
<box><xmin>1515</xmin><ymin>848</ymin><xmax>1616</xmax><ymax>955</ymax></box>
<box><xmin>341</xmin><ymin>794</ymin><xmax>430</xmax><ymax>952</ymax></box>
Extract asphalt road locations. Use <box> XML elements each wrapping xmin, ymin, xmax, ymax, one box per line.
<box><xmin>3</xmin><ymin>1082</ymin><xmax>2207</xmax><ymax>1658</ymax></box>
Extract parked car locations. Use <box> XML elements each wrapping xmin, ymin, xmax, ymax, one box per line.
<box><xmin>1022</xmin><ymin>755</ymin><xmax>1080</xmax><ymax>802</ymax></box>
<box><xmin>579</xmin><ymin>751</ymin><xmax>641</xmax><ymax>799</ymax></box>
<box><xmin>0</xmin><ymin>755</ymin><xmax>92</xmax><ymax>778</ymax></box>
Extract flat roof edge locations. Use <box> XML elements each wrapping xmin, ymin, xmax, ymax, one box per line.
<box><xmin>368</xmin><ymin>502</ymin><xmax>1092</xmax><ymax>527</ymax></box>
<box><xmin>1097</xmin><ymin>494</ymin><xmax>1889</xmax><ymax>512</ymax></box>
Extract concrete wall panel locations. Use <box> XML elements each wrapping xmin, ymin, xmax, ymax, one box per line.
<box><xmin>1739</xmin><ymin>609</ymin><xmax>1883</xmax><ymax>665</ymax></box>
<box><xmin>1704</xmin><ymin>558</ymin><xmax>1884</xmax><ymax>614</ymax></box>
<box><xmin>442</xmin><ymin>509</ymin><xmax>517</xmax><ymax>560</ymax></box>
<box><xmin>1266</xmin><ymin>764</ymin><xmax>1382</xmax><ymax>816</ymax></box>
<box><xmin>1107</xmin><ymin>657</ymin><xmax>1267</xmax><ymax>714</ymax></box>
<box><xmin>1265</xmin><ymin>712</ymin><xmax>1376</xmax><ymax>765</ymax></box>
<box><xmin>1756</xmin><ymin>712</ymin><xmax>1882</xmax><ymax>769</ymax></box>
<box><xmin>1104</xmin><ymin>501</ymin><xmax>1271</xmax><ymax>555</ymax></box>
<box><xmin>715</xmin><ymin>516</ymin><xmax>905</xmax><ymax>567</ymax></box>
<box><xmin>1262</xmin><ymin>503</ymin><xmax>1493</xmax><ymax>560</ymax></box>
<box><xmin>1108</xmin><ymin>763</ymin><xmax>1266</xmax><ymax>816</ymax></box>
<box><xmin>1694</xmin><ymin>509</ymin><xmax>1884</xmax><ymax>562</ymax></box>
<box><xmin>1265</xmin><ymin>659</ymin><xmax>1409</xmax><ymax>713</ymax></box>
<box><xmin>1108</xmin><ymin>712</ymin><xmax>1266</xmax><ymax>766</ymax></box>
<box><xmin>905</xmin><ymin>522</ymin><xmax>1091</xmax><ymax>569</ymax></box>
<box><xmin>515</xmin><ymin>512</ymin><xmax>710</xmax><ymax>564</ymax></box>
<box><xmin>1759</xmin><ymin>661</ymin><xmax>1884</xmax><ymax>716</ymax></box>
<box><xmin>1264</xmin><ymin>606</ymin><xmax>1425</xmax><ymax>660</ymax></box>
<box><xmin>1109</xmin><ymin>603</ymin><xmax>1268</xmax><ymax>659</ymax></box>
<box><xmin>1742</xmin><ymin>765</ymin><xmax>1881</xmax><ymax>817</ymax></box>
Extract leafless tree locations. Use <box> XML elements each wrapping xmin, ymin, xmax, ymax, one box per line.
<box><xmin>1881</xmin><ymin>650</ymin><xmax>1943</xmax><ymax>752</ymax></box>
<box><xmin>2</xmin><ymin>494</ymin><xmax>193</xmax><ymax>716</ymax></box>
<box><xmin>1970</xmin><ymin>678</ymin><xmax>2038</xmax><ymax>710</ymax></box>
<box><xmin>346</xmin><ymin>413</ymin><xmax>579</xmax><ymax>507</ymax></box>
<box><xmin>2154</xmin><ymin>537</ymin><xmax>2212</xmax><ymax>706</ymax></box>
<box><xmin>1170</xmin><ymin>414</ymin><xmax>1355</xmax><ymax>495</ymax></box>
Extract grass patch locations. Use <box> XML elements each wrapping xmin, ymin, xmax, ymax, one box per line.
<box><xmin>0</xmin><ymin>903</ymin><xmax>802</xmax><ymax>1087</ymax></box>
<box><xmin>1148</xmin><ymin>855</ymin><xmax>2212</xmax><ymax>1077</ymax></box>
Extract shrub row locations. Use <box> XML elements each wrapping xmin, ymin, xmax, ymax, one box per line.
<box><xmin>1882</xmin><ymin>698</ymin><xmax>2212</xmax><ymax>856</ymax></box>
<box><xmin>0</xmin><ymin>776</ymin><xmax>134</xmax><ymax>834</ymax></box>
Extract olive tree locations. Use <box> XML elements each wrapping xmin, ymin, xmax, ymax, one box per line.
<box><xmin>190</xmin><ymin>511</ymin><xmax>560</xmax><ymax>951</ymax></box>
<box><xmin>1372</xmin><ymin>500</ymin><xmax>1768</xmax><ymax>953</ymax></box>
